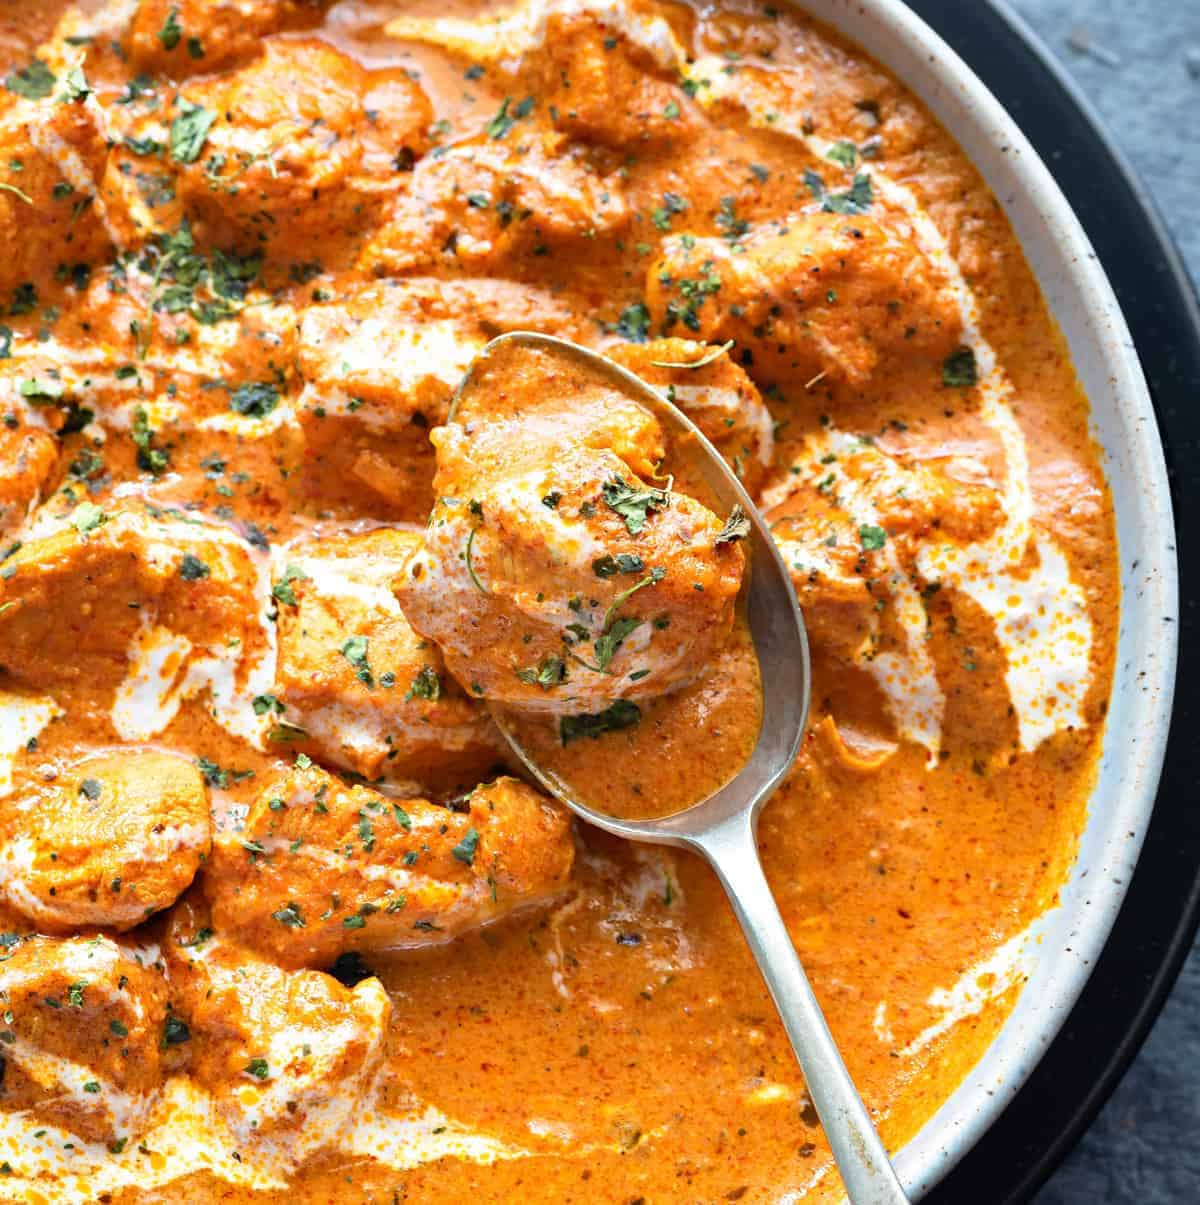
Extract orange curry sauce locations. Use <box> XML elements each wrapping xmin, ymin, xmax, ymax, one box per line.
<box><xmin>0</xmin><ymin>1</ymin><xmax>1117</xmax><ymax>1201</ymax></box>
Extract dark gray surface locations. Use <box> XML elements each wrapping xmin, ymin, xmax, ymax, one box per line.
<box><xmin>1002</xmin><ymin>2</ymin><xmax>1200</xmax><ymax>1201</ymax></box>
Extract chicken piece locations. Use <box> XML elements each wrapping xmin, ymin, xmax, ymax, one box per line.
<box><xmin>163</xmin><ymin>895</ymin><xmax>388</xmax><ymax>1162</ymax></box>
<box><xmin>125</xmin><ymin>0</ymin><xmax>328</xmax><ymax>76</ymax></box>
<box><xmin>0</xmin><ymin>90</ymin><xmax>110</xmax><ymax>301</ymax></box>
<box><xmin>609</xmin><ymin>338</ymin><xmax>775</xmax><ymax>498</ymax></box>
<box><xmin>1</xmin><ymin>248</ymin><xmax>299</xmax><ymax>429</ymax></box>
<box><xmin>396</xmin><ymin>339</ymin><xmax>745</xmax><ymax>708</ymax></box>
<box><xmin>293</xmin><ymin>277</ymin><xmax>583</xmax><ymax>517</ymax></box>
<box><xmin>0</xmin><ymin>751</ymin><xmax>210</xmax><ymax>931</ymax></box>
<box><xmin>534</xmin><ymin>12</ymin><xmax>698</xmax><ymax>148</ymax></box>
<box><xmin>111</xmin><ymin>38</ymin><xmax>431</xmax><ymax>252</ymax></box>
<box><xmin>645</xmin><ymin>211</ymin><xmax>962</xmax><ymax>387</ymax></box>
<box><xmin>0</xmin><ymin>501</ymin><xmax>270</xmax><ymax>711</ymax></box>
<box><xmin>360</xmin><ymin>128</ymin><xmax>628</xmax><ymax>275</ymax></box>
<box><xmin>202</xmin><ymin>764</ymin><xmax>574</xmax><ymax>968</ymax></box>
<box><xmin>0</xmin><ymin>422</ymin><xmax>57</xmax><ymax>537</ymax></box>
<box><xmin>767</xmin><ymin>433</ymin><xmax>1003</xmax><ymax>659</ymax></box>
<box><xmin>272</xmin><ymin>528</ymin><xmax>502</xmax><ymax>789</ymax></box>
<box><xmin>0</xmin><ymin>934</ymin><xmax>167</xmax><ymax>1143</ymax></box>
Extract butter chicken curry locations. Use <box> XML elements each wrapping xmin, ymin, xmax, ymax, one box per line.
<box><xmin>0</xmin><ymin>0</ymin><xmax>1118</xmax><ymax>1201</ymax></box>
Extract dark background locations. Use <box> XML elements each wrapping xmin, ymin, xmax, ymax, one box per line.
<box><xmin>980</xmin><ymin>2</ymin><xmax>1199</xmax><ymax>1201</ymax></box>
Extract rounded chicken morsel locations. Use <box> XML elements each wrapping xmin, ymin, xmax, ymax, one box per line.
<box><xmin>293</xmin><ymin>276</ymin><xmax>584</xmax><ymax>517</ymax></box>
<box><xmin>645</xmin><ymin>211</ymin><xmax>962</xmax><ymax>387</ymax></box>
<box><xmin>0</xmin><ymin>500</ymin><xmax>270</xmax><ymax>701</ymax></box>
<box><xmin>0</xmin><ymin>751</ymin><xmax>210</xmax><ymax>931</ymax></box>
<box><xmin>111</xmin><ymin>38</ymin><xmax>432</xmax><ymax>251</ymax></box>
<box><xmin>0</xmin><ymin>934</ymin><xmax>168</xmax><ymax>1144</ymax></box>
<box><xmin>360</xmin><ymin>127</ymin><xmax>628</xmax><ymax>276</ymax></box>
<box><xmin>202</xmin><ymin>762</ymin><xmax>575</xmax><ymax>968</ymax></box>
<box><xmin>125</xmin><ymin>0</ymin><xmax>329</xmax><ymax>76</ymax></box>
<box><xmin>609</xmin><ymin>338</ymin><xmax>775</xmax><ymax>499</ymax></box>
<box><xmin>766</xmin><ymin>434</ymin><xmax>1003</xmax><ymax>661</ymax></box>
<box><xmin>0</xmin><ymin>84</ymin><xmax>111</xmax><ymax>301</ymax></box>
<box><xmin>531</xmin><ymin>12</ymin><xmax>698</xmax><ymax>149</ymax></box>
<box><xmin>164</xmin><ymin>895</ymin><xmax>388</xmax><ymax>1161</ymax></box>
<box><xmin>396</xmin><ymin>340</ymin><xmax>746</xmax><ymax>709</ymax></box>
<box><xmin>272</xmin><ymin>528</ymin><xmax>502</xmax><ymax>791</ymax></box>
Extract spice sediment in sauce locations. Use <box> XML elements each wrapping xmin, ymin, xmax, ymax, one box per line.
<box><xmin>0</xmin><ymin>0</ymin><xmax>1118</xmax><ymax>1201</ymax></box>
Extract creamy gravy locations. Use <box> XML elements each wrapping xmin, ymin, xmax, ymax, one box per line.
<box><xmin>0</xmin><ymin>0</ymin><xmax>1118</xmax><ymax>1201</ymax></box>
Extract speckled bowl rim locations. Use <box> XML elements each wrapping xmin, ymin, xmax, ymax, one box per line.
<box><xmin>785</xmin><ymin>0</ymin><xmax>1179</xmax><ymax>1196</ymax></box>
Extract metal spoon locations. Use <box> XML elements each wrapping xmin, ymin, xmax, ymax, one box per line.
<box><xmin>471</xmin><ymin>332</ymin><xmax>911</xmax><ymax>1205</ymax></box>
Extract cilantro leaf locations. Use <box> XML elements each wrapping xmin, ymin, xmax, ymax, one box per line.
<box><xmin>594</xmin><ymin>617</ymin><xmax>641</xmax><ymax>671</ymax></box>
<box><xmin>405</xmin><ymin>665</ymin><xmax>442</xmax><ymax>701</ymax></box>
<box><xmin>5</xmin><ymin>60</ymin><xmax>56</xmax><ymax>100</ymax></box>
<box><xmin>178</xmin><ymin>552</ymin><xmax>210</xmax><ymax>580</ymax></box>
<box><xmin>170</xmin><ymin>101</ymin><xmax>216</xmax><ymax>164</ymax></box>
<box><xmin>859</xmin><ymin>524</ymin><xmax>887</xmax><ymax>551</ymax></box>
<box><xmin>516</xmin><ymin>654</ymin><xmax>567</xmax><ymax>689</ymax></box>
<box><xmin>451</xmin><ymin>827</ymin><xmax>480</xmax><ymax>865</ymax></box>
<box><xmin>602</xmin><ymin>476</ymin><xmax>669</xmax><ymax>536</ymax></box>
<box><xmin>615</xmin><ymin>302</ymin><xmax>650</xmax><ymax>342</ymax></box>
<box><xmin>942</xmin><ymin>346</ymin><xmax>978</xmax><ymax>388</ymax></box>
<box><xmin>159</xmin><ymin>8</ymin><xmax>183</xmax><ymax>50</ymax></box>
<box><xmin>272</xmin><ymin>563</ymin><xmax>307</xmax><ymax>606</ymax></box>
<box><xmin>715</xmin><ymin>504</ymin><xmax>751</xmax><ymax>546</ymax></box>
<box><xmin>560</xmin><ymin>700</ymin><xmax>642</xmax><ymax>745</ymax></box>
<box><xmin>229</xmin><ymin>381</ymin><xmax>279</xmax><ymax>418</ymax></box>
<box><xmin>272</xmin><ymin>902</ymin><xmax>305</xmax><ymax>928</ymax></box>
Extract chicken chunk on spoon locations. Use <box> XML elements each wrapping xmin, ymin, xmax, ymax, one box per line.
<box><xmin>395</xmin><ymin>337</ymin><xmax>746</xmax><ymax>711</ymax></box>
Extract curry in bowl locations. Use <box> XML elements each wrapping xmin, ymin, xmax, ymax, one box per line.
<box><xmin>0</xmin><ymin>0</ymin><xmax>1117</xmax><ymax>1200</ymax></box>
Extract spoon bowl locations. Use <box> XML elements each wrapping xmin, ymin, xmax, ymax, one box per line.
<box><xmin>466</xmin><ymin>331</ymin><xmax>909</xmax><ymax>1204</ymax></box>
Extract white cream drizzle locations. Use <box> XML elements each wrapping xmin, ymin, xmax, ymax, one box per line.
<box><xmin>693</xmin><ymin>57</ymin><xmax>1095</xmax><ymax>754</ymax></box>
<box><xmin>0</xmin><ymin>691</ymin><xmax>62</xmax><ymax>796</ymax></box>
<box><xmin>897</xmin><ymin>929</ymin><xmax>1033</xmax><ymax>1058</ymax></box>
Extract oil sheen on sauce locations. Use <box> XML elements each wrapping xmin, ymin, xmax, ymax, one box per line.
<box><xmin>0</xmin><ymin>0</ymin><xmax>1119</xmax><ymax>1202</ymax></box>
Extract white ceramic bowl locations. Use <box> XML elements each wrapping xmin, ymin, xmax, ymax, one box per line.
<box><xmin>792</xmin><ymin>0</ymin><xmax>1178</xmax><ymax>1194</ymax></box>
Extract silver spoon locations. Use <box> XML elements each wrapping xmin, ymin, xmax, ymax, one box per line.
<box><xmin>469</xmin><ymin>332</ymin><xmax>910</xmax><ymax>1205</ymax></box>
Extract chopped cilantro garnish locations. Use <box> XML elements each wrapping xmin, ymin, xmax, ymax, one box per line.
<box><xmin>272</xmin><ymin>563</ymin><xmax>308</xmax><ymax>606</ymax></box>
<box><xmin>177</xmin><ymin>552</ymin><xmax>210</xmax><ymax>580</ymax></box>
<box><xmin>942</xmin><ymin>346</ymin><xmax>978</xmax><ymax>388</ymax></box>
<box><xmin>615</xmin><ymin>302</ymin><xmax>650</xmax><ymax>342</ymax></box>
<box><xmin>405</xmin><ymin>665</ymin><xmax>441</xmax><ymax>701</ymax></box>
<box><xmin>162</xmin><ymin>1015</ymin><xmax>191</xmax><ymax>1046</ymax></box>
<box><xmin>229</xmin><ymin>381</ymin><xmax>279</xmax><ymax>419</ymax></box>
<box><xmin>169</xmin><ymin>101</ymin><xmax>215</xmax><ymax>164</ymax></box>
<box><xmin>70</xmin><ymin>502</ymin><xmax>107</xmax><ymax>535</ymax></box>
<box><xmin>602</xmin><ymin>476</ymin><xmax>669</xmax><ymax>536</ymax></box>
<box><xmin>560</xmin><ymin>700</ymin><xmax>642</xmax><ymax>745</ymax></box>
<box><xmin>158</xmin><ymin>7</ymin><xmax>182</xmax><ymax>50</ymax></box>
<box><xmin>272</xmin><ymin>902</ymin><xmax>304</xmax><ymax>928</ymax></box>
<box><xmin>592</xmin><ymin>553</ymin><xmax>645</xmax><ymax>578</ymax></box>
<box><xmin>860</xmin><ymin>524</ymin><xmax>887</xmax><ymax>551</ymax></box>
<box><xmin>594</xmin><ymin>617</ymin><xmax>641</xmax><ymax>671</ymax></box>
<box><xmin>715</xmin><ymin>505</ymin><xmax>751</xmax><ymax>546</ymax></box>
<box><xmin>5</xmin><ymin>60</ymin><xmax>55</xmax><ymax>100</ymax></box>
<box><xmin>451</xmin><ymin>827</ymin><xmax>480</xmax><ymax>865</ymax></box>
<box><xmin>517</xmin><ymin>654</ymin><xmax>567</xmax><ymax>689</ymax></box>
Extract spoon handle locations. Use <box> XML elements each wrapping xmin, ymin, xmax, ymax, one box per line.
<box><xmin>697</xmin><ymin>814</ymin><xmax>910</xmax><ymax>1205</ymax></box>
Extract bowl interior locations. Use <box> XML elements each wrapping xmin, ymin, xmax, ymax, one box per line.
<box><xmin>791</xmin><ymin>0</ymin><xmax>1179</xmax><ymax>1194</ymax></box>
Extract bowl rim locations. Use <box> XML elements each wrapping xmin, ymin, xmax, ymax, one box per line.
<box><xmin>787</xmin><ymin>0</ymin><xmax>1180</xmax><ymax>1195</ymax></box>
